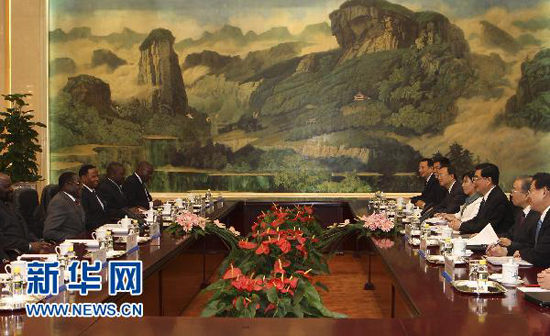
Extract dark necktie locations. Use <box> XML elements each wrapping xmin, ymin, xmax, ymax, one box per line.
<box><xmin>479</xmin><ymin>198</ymin><xmax>486</xmax><ymax>211</ymax></box>
<box><xmin>92</xmin><ymin>189</ymin><xmax>105</xmax><ymax>210</ymax></box>
<box><xmin>535</xmin><ymin>219</ymin><xmax>544</xmax><ymax>246</ymax></box>
<box><xmin>517</xmin><ymin>212</ymin><xmax>526</xmax><ymax>227</ymax></box>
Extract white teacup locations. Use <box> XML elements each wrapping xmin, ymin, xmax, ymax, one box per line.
<box><xmin>441</xmin><ymin>226</ymin><xmax>453</xmax><ymax>239</ymax></box>
<box><xmin>452</xmin><ymin>238</ymin><xmax>467</xmax><ymax>257</ymax></box>
<box><xmin>4</xmin><ymin>260</ymin><xmax>28</xmax><ymax>280</ymax></box>
<box><xmin>145</xmin><ymin>209</ymin><xmax>155</xmax><ymax>222</ymax></box>
<box><xmin>55</xmin><ymin>242</ymin><xmax>74</xmax><ymax>256</ymax></box>
<box><xmin>92</xmin><ymin>229</ymin><xmax>108</xmax><ymax>241</ymax></box>
<box><xmin>502</xmin><ymin>260</ymin><xmax>519</xmax><ymax>284</ymax></box>
<box><xmin>118</xmin><ymin>216</ymin><xmax>132</xmax><ymax>229</ymax></box>
<box><xmin>162</xmin><ymin>203</ymin><xmax>171</xmax><ymax>214</ymax></box>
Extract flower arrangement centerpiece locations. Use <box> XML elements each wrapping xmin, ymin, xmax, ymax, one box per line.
<box><xmin>165</xmin><ymin>210</ymin><xmax>240</xmax><ymax>249</ymax></box>
<box><xmin>201</xmin><ymin>204</ymin><xmax>344</xmax><ymax>318</ymax></box>
<box><xmin>320</xmin><ymin>212</ymin><xmax>395</xmax><ymax>251</ymax></box>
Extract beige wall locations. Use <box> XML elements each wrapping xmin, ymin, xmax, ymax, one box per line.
<box><xmin>1</xmin><ymin>0</ymin><xmax>48</xmax><ymax>189</ymax></box>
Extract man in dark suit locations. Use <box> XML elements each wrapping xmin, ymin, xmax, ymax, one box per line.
<box><xmin>497</xmin><ymin>176</ymin><xmax>537</xmax><ymax>251</ymax></box>
<box><xmin>433</xmin><ymin>165</ymin><xmax>467</xmax><ymax>214</ymax></box>
<box><xmin>433</xmin><ymin>157</ymin><xmax>450</xmax><ymax>176</ymax></box>
<box><xmin>458</xmin><ymin>163</ymin><xmax>514</xmax><ymax>234</ymax></box>
<box><xmin>97</xmin><ymin>162</ymin><xmax>139</xmax><ymax>221</ymax></box>
<box><xmin>411</xmin><ymin>158</ymin><xmax>447</xmax><ymax>210</ymax></box>
<box><xmin>0</xmin><ymin>173</ymin><xmax>51</xmax><ymax>258</ymax></box>
<box><xmin>79</xmin><ymin>164</ymin><xmax>109</xmax><ymax>231</ymax></box>
<box><xmin>490</xmin><ymin>173</ymin><xmax>550</xmax><ymax>267</ymax></box>
<box><xmin>122</xmin><ymin>161</ymin><xmax>161</xmax><ymax>210</ymax></box>
<box><xmin>43</xmin><ymin>172</ymin><xmax>86</xmax><ymax>243</ymax></box>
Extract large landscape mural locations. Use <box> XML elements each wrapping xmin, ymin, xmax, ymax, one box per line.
<box><xmin>48</xmin><ymin>0</ymin><xmax>550</xmax><ymax>192</ymax></box>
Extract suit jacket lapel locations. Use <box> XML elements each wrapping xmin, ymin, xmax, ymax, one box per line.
<box><xmin>61</xmin><ymin>192</ymin><xmax>84</xmax><ymax>220</ymax></box>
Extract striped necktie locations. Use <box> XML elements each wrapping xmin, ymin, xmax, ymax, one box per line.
<box><xmin>535</xmin><ymin>219</ymin><xmax>544</xmax><ymax>246</ymax></box>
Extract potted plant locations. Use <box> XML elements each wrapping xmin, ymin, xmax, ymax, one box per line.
<box><xmin>0</xmin><ymin>93</ymin><xmax>46</xmax><ymax>187</ymax></box>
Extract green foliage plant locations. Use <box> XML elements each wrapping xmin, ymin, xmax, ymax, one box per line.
<box><xmin>0</xmin><ymin>94</ymin><xmax>46</xmax><ymax>182</ymax></box>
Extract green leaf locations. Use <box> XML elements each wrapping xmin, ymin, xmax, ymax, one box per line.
<box><xmin>201</xmin><ymin>299</ymin><xmax>221</xmax><ymax>317</ymax></box>
<box><xmin>235</xmin><ymin>296</ymin><xmax>245</xmax><ymax>311</ymax></box>
<box><xmin>315</xmin><ymin>281</ymin><xmax>329</xmax><ymax>292</ymax></box>
<box><xmin>292</xmin><ymin>279</ymin><xmax>306</xmax><ymax>304</ymax></box>
<box><xmin>265</xmin><ymin>286</ymin><xmax>278</xmax><ymax>304</ymax></box>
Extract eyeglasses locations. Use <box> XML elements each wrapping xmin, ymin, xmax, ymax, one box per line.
<box><xmin>510</xmin><ymin>190</ymin><xmax>526</xmax><ymax>195</ymax></box>
<box><xmin>471</xmin><ymin>176</ymin><xmax>485</xmax><ymax>182</ymax></box>
<box><xmin>70</xmin><ymin>180</ymin><xmax>82</xmax><ymax>186</ymax></box>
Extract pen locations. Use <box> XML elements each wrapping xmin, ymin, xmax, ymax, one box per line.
<box><xmin>524</xmin><ymin>284</ymin><xmax>540</xmax><ymax>287</ymax></box>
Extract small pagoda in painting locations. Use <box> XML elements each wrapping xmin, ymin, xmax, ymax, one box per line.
<box><xmin>354</xmin><ymin>91</ymin><xmax>365</xmax><ymax>101</ymax></box>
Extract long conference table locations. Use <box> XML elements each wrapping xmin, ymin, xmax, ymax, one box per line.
<box><xmin>3</xmin><ymin>199</ymin><xmax>550</xmax><ymax>335</ymax></box>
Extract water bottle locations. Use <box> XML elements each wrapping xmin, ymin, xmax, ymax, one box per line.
<box><xmin>477</xmin><ymin>260</ymin><xmax>489</xmax><ymax>292</ymax></box>
<box><xmin>442</xmin><ymin>238</ymin><xmax>453</xmax><ymax>255</ymax></box>
<box><xmin>105</xmin><ymin>230</ymin><xmax>114</xmax><ymax>251</ymax></box>
<box><xmin>421</xmin><ymin>223</ymin><xmax>431</xmax><ymax>239</ymax></box>
<box><xmin>10</xmin><ymin>267</ymin><xmax>24</xmax><ymax>297</ymax></box>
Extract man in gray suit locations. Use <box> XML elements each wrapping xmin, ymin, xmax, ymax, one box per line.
<box><xmin>43</xmin><ymin>172</ymin><xmax>86</xmax><ymax>243</ymax></box>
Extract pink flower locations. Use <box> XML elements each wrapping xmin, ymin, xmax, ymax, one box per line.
<box><xmin>176</xmin><ymin>211</ymin><xmax>208</xmax><ymax>232</ymax></box>
<box><xmin>359</xmin><ymin>213</ymin><xmax>394</xmax><ymax>233</ymax></box>
<box><xmin>372</xmin><ymin>238</ymin><xmax>394</xmax><ymax>249</ymax></box>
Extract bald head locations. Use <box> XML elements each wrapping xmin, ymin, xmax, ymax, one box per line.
<box><xmin>0</xmin><ymin>173</ymin><xmax>13</xmax><ymax>202</ymax></box>
<box><xmin>136</xmin><ymin>161</ymin><xmax>154</xmax><ymax>183</ymax></box>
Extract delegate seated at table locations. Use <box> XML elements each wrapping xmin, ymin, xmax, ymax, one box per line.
<box><xmin>122</xmin><ymin>161</ymin><xmax>162</xmax><ymax>210</ymax></box>
<box><xmin>438</xmin><ymin>171</ymin><xmax>482</xmax><ymax>229</ymax></box>
<box><xmin>43</xmin><ymin>172</ymin><xmax>87</xmax><ymax>243</ymax></box>
<box><xmin>0</xmin><ymin>173</ymin><xmax>52</xmax><ymax>258</ymax></box>
<box><xmin>410</xmin><ymin>158</ymin><xmax>446</xmax><ymax>210</ymax></box>
<box><xmin>487</xmin><ymin>173</ymin><xmax>550</xmax><ymax>267</ymax></box>
<box><xmin>431</xmin><ymin>165</ymin><xmax>467</xmax><ymax>215</ymax></box>
<box><xmin>456</xmin><ymin>163</ymin><xmax>514</xmax><ymax>235</ymax></box>
<box><xmin>97</xmin><ymin>162</ymin><xmax>141</xmax><ymax>221</ymax></box>
<box><xmin>495</xmin><ymin>176</ymin><xmax>537</xmax><ymax>251</ymax></box>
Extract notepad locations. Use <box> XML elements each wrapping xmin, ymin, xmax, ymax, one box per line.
<box><xmin>467</xmin><ymin>223</ymin><xmax>499</xmax><ymax>245</ymax></box>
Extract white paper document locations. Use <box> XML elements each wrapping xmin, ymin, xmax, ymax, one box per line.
<box><xmin>466</xmin><ymin>223</ymin><xmax>499</xmax><ymax>245</ymax></box>
<box><xmin>517</xmin><ymin>287</ymin><xmax>550</xmax><ymax>293</ymax></box>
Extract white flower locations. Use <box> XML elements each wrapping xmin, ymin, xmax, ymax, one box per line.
<box><xmin>228</xmin><ymin>226</ymin><xmax>240</xmax><ymax>236</ymax></box>
<box><xmin>337</xmin><ymin>219</ymin><xmax>350</xmax><ymax>227</ymax></box>
<box><xmin>214</xmin><ymin>219</ymin><xmax>226</xmax><ymax>229</ymax></box>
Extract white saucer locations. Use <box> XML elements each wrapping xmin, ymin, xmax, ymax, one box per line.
<box><xmin>489</xmin><ymin>273</ymin><xmax>524</xmax><ymax>286</ymax></box>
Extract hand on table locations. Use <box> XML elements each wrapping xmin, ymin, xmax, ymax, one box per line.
<box><xmin>538</xmin><ymin>271</ymin><xmax>550</xmax><ymax>289</ymax></box>
<box><xmin>30</xmin><ymin>241</ymin><xmax>53</xmax><ymax>253</ymax></box>
<box><xmin>415</xmin><ymin>200</ymin><xmax>426</xmax><ymax>208</ymax></box>
<box><xmin>449</xmin><ymin>218</ymin><xmax>461</xmax><ymax>231</ymax></box>
<box><xmin>486</xmin><ymin>245</ymin><xmax>507</xmax><ymax>257</ymax></box>
<box><xmin>498</xmin><ymin>237</ymin><xmax>512</xmax><ymax>247</ymax></box>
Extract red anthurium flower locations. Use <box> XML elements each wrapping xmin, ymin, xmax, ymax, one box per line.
<box><xmin>303</xmin><ymin>205</ymin><xmax>313</xmax><ymax>215</ymax></box>
<box><xmin>222</xmin><ymin>265</ymin><xmax>243</xmax><ymax>279</ymax></box>
<box><xmin>265</xmin><ymin>303</ymin><xmax>276</xmax><ymax>313</ymax></box>
<box><xmin>273</xmin><ymin>259</ymin><xmax>286</xmax><ymax>275</ymax></box>
<box><xmin>295</xmin><ymin>269</ymin><xmax>313</xmax><ymax>281</ymax></box>
<box><xmin>276</xmin><ymin>238</ymin><xmax>291</xmax><ymax>254</ymax></box>
<box><xmin>255</xmin><ymin>243</ymin><xmax>270</xmax><ymax>255</ymax></box>
<box><xmin>288</xmin><ymin>277</ymin><xmax>298</xmax><ymax>289</ymax></box>
<box><xmin>239</xmin><ymin>240</ymin><xmax>258</xmax><ymax>250</ymax></box>
<box><xmin>271</xmin><ymin>217</ymin><xmax>285</xmax><ymax>227</ymax></box>
<box><xmin>296</xmin><ymin>244</ymin><xmax>308</xmax><ymax>259</ymax></box>
<box><xmin>280</xmin><ymin>285</ymin><xmax>294</xmax><ymax>296</ymax></box>
<box><xmin>297</xmin><ymin>235</ymin><xmax>306</xmax><ymax>245</ymax></box>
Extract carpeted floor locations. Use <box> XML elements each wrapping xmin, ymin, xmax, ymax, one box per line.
<box><xmin>181</xmin><ymin>253</ymin><xmax>390</xmax><ymax>318</ymax></box>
